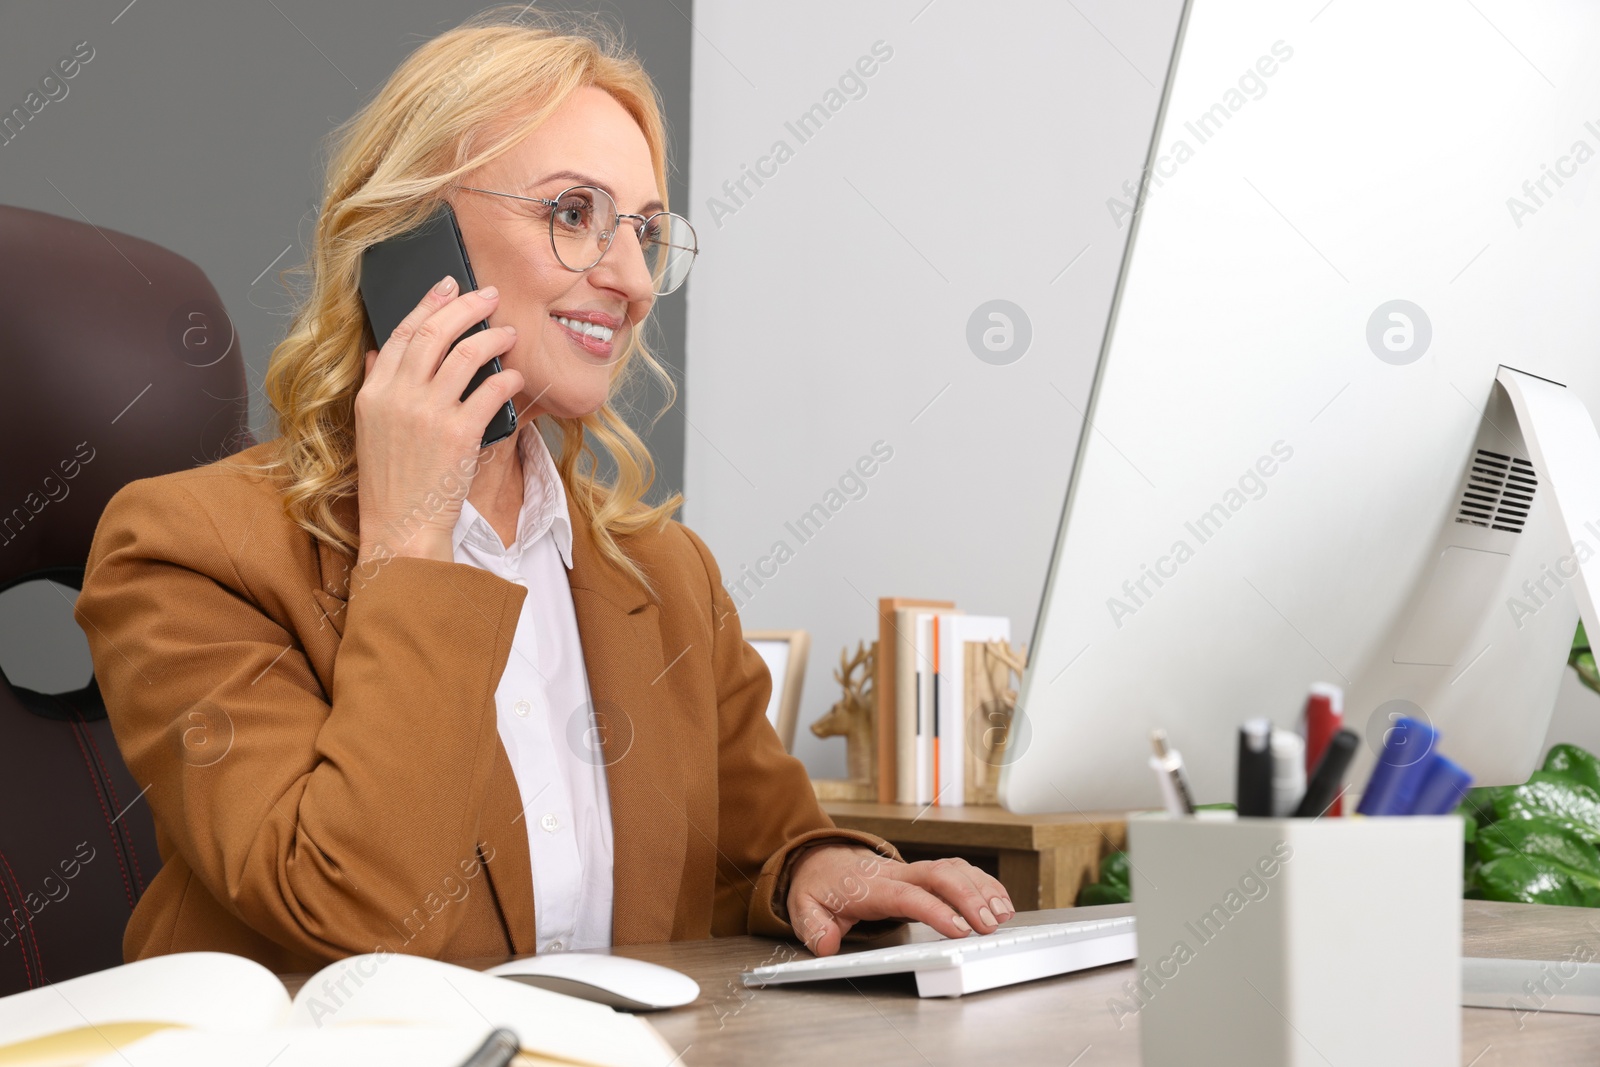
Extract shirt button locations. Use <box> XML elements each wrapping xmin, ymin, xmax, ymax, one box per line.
<box><xmin>547</xmin><ymin>940</ymin><xmax>563</xmax><ymax>952</ymax></box>
<box><xmin>540</xmin><ymin>812</ymin><xmax>560</xmax><ymax>833</ymax></box>
<box><xmin>514</xmin><ymin>700</ymin><xmax>531</xmax><ymax>717</ymax></box>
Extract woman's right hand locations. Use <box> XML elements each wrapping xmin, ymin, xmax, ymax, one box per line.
<box><xmin>353</xmin><ymin>274</ymin><xmax>523</xmax><ymax>568</ymax></box>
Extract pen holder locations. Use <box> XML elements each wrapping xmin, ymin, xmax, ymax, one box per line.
<box><xmin>1128</xmin><ymin>811</ymin><xmax>1461</xmax><ymax>1067</ymax></box>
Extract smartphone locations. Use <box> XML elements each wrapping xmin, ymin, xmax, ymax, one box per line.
<box><xmin>358</xmin><ymin>203</ymin><xmax>518</xmax><ymax>447</ymax></box>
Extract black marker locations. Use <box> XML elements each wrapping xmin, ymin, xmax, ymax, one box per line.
<box><xmin>1236</xmin><ymin>719</ymin><xmax>1273</xmax><ymax>816</ymax></box>
<box><xmin>1294</xmin><ymin>729</ymin><xmax>1360</xmax><ymax>818</ymax></box>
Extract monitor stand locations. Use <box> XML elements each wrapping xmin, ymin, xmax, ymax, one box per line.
<box><xmin>1497</xmin><ymin>365</ymin><xmax>1600</xmax><ymax>651</ymax></box>
<box><xmin>1347</xmin><ymin>367</ymin><xmax>1600</xmax><ymax>789</ymax></box>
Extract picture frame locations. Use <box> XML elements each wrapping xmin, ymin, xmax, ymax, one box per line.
<box><xmin>745</xmin><ymin>629</ymin><xmax>810</xmax><ymax>753</ymax></box>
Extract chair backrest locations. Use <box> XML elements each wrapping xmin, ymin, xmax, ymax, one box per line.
<box><xmin>0</xmin><ymin>203</ymin><xmax>253</xmax><ymax>992</ymax></box>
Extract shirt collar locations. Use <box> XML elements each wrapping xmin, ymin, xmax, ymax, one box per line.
<box><xmin>450</xmin><ymin>426</ymin><xmax>574</xmax><ymax>569</ymax></box>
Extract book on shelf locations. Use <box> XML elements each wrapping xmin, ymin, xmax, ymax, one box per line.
<box><xmin>0</xmin><ymin>950</ymin><xmax>674</xmax><ymax>1067</ymax></box>
<box><xmin>897</xmin><ymin>605</ymin><xmax>960</xmax><ymax>806</ymax></box>
<box><xmin>931</xmin><ymin>614</ymin><xmax>1005</xmax><ymax>808</ymax></box>
<box><xmin>915</xmin><ymin>608</ymin><xmax>965</xmax><ymax>807</ymax></box>
<box><xmin>880</xmin><ymin>596</ymin><xmax>1018</xmax><ymax>808</ymax></box>
<box><xmin>875</xmin><ymin>596</ymin><xmax>953</xmax><ymax>803</ymax></box>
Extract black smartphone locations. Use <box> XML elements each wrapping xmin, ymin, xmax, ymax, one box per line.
<box><xmin>358</xmin><ymin>203</ymin><xmax>518</xmax><ymax>447</ymax></box>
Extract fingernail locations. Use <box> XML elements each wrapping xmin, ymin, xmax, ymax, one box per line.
<box><xmin>503</xmin><ymin>324</ymin><xmax>517</xmax><ymax>335</ymax></box>
<box><xmin>434</xmin><ymin>275</ymin><xmax>456</xmax><ymax>294</ymax></box>
<box><xmin>477</xmin><ymin>285</ymin><xmax>499</xmax><ymax>300</ymax></box>
<box><xmin>979</xmin><ymin>906</ymin><xmax>997</xmax><ymax>927</ymax></box>
<box><xmin>991</xmin><ymin>896</ymin><xmax>1012</xmax><ymax>918</ymax></box>
<box><xmin>952</xmin><ymin>914</ymin><xmax>972</xmax><ymax>933</ymax></box>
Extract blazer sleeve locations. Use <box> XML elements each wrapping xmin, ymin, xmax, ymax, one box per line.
<box><xmin>75</xmin><ymin>476</ymin><xmax>527</xmax><ymax>964</ymax></box>
<box><xmin>677</xmin><ymin>525</ymin><xmax>905</xmax><ymax>942</ymax></box>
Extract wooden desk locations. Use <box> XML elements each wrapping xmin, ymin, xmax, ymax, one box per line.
<box><xmin>280</xmin><ymin>901</ymin><xmax>1600</xmax><ymax>1065</ymax></box>
<box><xmin>821</xmin><ymin>801</ymin><xmax>1127</xmax><ymax>910</ymax></box>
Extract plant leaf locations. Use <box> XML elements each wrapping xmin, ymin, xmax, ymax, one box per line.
<box><xmin>1475</xmin><ymin>819</ymin><xmax>1600</xmax><ymax>887</ymax></box>
<box><xmin>1077</xmin><ymin>881</ymin><xmax>1130</xmax><ymax>907</ymax></box>
<box><xmin>1460</xmin><ymin>785</ymin><xmax>1512</xmax><ymax>829</ymax></box>
<box><xmin>1543</xmin><ymin>743</ymin><xmax>1600</xmax><ymax>794</ymax></box>
<box><xmin>1472</xmin><ymin>854</ymin><xmax>1600</xmax><ymax>907</ymax></box>
<box><xmin>1493</xmin><ymin>773</ymin><xmax>1600</xmax><ymax>846</ymax></box>
<box><xmin>1099</xmin><ymin>851</ymin><xmax>1131</xmax><ymax>893</ymax></box>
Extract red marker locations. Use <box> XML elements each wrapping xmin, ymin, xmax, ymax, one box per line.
<box><xmin>1301</xmin><ymin>682</ymin><xmax>1345</xmax><ymax>815</ymax></box>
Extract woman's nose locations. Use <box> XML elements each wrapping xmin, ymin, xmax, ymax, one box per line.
<box><xmin>594</xmin><ymin>224</ymin><xmax>657</xmax><ymax>302</ymax></box>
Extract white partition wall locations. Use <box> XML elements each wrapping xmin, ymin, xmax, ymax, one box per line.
<box><xmin>682</xmin><ymin>1</ymin><xmax>1187</xmax><ymax>777</ymax></box>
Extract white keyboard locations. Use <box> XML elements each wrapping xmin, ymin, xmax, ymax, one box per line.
<box><xmin>742</xmin><ymin>915</ymin><xmax>1137</xmax><ymax>998</ymax></box>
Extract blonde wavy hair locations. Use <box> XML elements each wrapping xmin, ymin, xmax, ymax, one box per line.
<box><xmin>261</xmin><ymin>5</ymin><xmax>682</xmax><ymax>595</ymax></box>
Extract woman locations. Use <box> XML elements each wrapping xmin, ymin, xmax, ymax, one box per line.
<box><xmin>75</xmin><ymin>8</ymin><xmax>1014</xmax><ymax>974</ymax></box>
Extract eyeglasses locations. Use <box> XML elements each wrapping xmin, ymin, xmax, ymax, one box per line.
<box><xmin>456</xmin><ymin>183</ymin><xmax>698</xmax><ymax>296</ymax></box>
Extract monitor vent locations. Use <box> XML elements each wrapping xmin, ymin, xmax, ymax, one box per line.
<box><xmin>1455</xmin><ymin>449</ymin><xmax>1536</xmax><ymax>533</ymax></box>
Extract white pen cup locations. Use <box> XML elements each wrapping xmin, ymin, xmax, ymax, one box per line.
<box><xmin>1126</xmin><ymin>811</ymin><xmax>1461</xmax><ymax>1067</ymax></box>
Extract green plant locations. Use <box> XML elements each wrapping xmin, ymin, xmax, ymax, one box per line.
<box><xmin>1573</xmin><ymin>622</ymin><xmax>1599</xmax><ymax>696</ymax></box>
<box><xmin>1460</xmin><ymin>743</ymin><xmax>1600</xmax><ymax>906</ymax></box>
<box><xmin>1077</xmin><ymin>850</ymin><xmax>1131</xmax><ymax>906</ymax></box>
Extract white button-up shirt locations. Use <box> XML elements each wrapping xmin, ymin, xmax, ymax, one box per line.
<box><xmin>452</xmin><ymin>428</ymin><xmax>615</xmax><ymax>954</ymax></box>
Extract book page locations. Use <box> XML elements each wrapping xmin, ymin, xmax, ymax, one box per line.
<box><xmin>0</xmin><ymin>952</ymin><xmax>288</xmax><ymax>1067</ymax></box>
<box><xmin>289</xmin><ymin>954</ymin><xmax>677</xmax><ymax>1067</ymax></box>
<box><xmin>85</xmin><ymin>1025</ymin><xmax>495</xmax><ymax>1067</ymax></box>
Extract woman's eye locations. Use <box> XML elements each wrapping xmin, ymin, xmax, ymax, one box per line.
<box><xmin>641</xmin><ymin>220</ymin><xmax>664</xmax><ymax>246</ymax></box>
<box><xmin>553</xmin><ymin>197</ymin><xmax>593</xmax><ymax>231</ymax></box>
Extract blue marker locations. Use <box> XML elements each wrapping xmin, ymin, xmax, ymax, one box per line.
<box><xmin>1408</xmin><ymin>755</ymin><xmax>1474</xmax><ymax>816</ymax></box>
<box><xmin>1356</xmin><ymin>716</ymin><xmax>1440</xmax><ymax>816</ymax></box>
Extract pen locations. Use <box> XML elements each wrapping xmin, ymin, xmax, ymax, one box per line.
<box><xmin>1408</xmin><ymin>754</ymin><xmax>1473</xmax><ymax>816</ymax></box>
<box><xmin>1300</xmin><ymin>682</ymin><xmax>1344</xmax><ymax>815</ymax></box>
<box><xmin>1236</xmin><ymin>718</ymin><xmax>1274</xmax><ymax>817</ymax></box>
<box><xmin>1293</xmin><ymin>729</ymin><xmax>1359</xmax><ymax>817</ymax></box>
<box><xmin>456</xmin><ymin>1028</ymin><xmax>520</xmax><ymax>1067</ymax></box>
<box><xmin>1356</xmin><ymin>716</ymin><xmax>1440</xmax><ymax>816</ymax></box>
<box><xmin>1149</xmin><ymin>729</ymin><xmax>1197</xmax><ymax>815</ymax></box>
<box><xmin>1270</xmin><ymin>730</ymin><xmax>1306</xmax><ymax>817</ymax></box>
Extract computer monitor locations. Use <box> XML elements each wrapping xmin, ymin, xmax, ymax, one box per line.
<box><xmin>999</xmin><ymin>0</ymin><xmax>1600</xmax><ymax>814</ymax></box>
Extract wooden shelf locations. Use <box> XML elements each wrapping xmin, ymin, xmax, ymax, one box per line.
<box><xmin>821</xmin><ymin>801</ymin><xmax>1128</xmax><ymax>910</ymax></box>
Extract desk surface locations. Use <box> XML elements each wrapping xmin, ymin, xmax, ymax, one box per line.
<box><xmin>283</xmin><ymin>900</ymin><xmax>1600</xmax><ymax>1065</ymax></box>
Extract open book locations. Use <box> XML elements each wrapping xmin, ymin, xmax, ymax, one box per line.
<box><xmin>0</xmin><ymin>951</ymin><xmax>679</xmax><ymax>1067</ymax></box>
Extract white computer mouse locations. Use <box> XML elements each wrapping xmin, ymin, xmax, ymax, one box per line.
<box><xmin>487</xmin><ymin>952</ymin><xmax>700</xmax><ymax>1012</ymax></box>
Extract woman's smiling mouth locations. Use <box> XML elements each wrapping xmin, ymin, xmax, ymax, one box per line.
<box><xmin>550</xmin><ymin>310</ymin><xmax>622</xmax><ymax>357</ymax></box>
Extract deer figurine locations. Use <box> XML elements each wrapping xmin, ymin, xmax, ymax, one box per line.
<box><xmin>808</xmin><ymin>639</ymin><xmax>877</xmax><ymax>801</ymax></box>
<box><xmin>967</xmin><ymin>640</ymin><xmax>1027</xmax><ymax>803</ymax></box>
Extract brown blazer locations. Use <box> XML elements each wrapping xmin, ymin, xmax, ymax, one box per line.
<box><xmin>74</xmin><ymin>440</ymin><xmax>898</xmax><ymax>973</ymax></box>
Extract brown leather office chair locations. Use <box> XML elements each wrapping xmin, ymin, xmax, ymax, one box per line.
<box><xmin>0</xmin><ymin>203</ymin><xmax>252</xmax><ymax>993</ymax></box>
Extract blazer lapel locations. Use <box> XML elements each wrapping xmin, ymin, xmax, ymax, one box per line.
<box><xmin>563</xmin><ymin>483</ymin><xmax>688</xmax><ymax>945</ymax></box>
<box><xmin>309</xmin><ymin>492</ymin><xmax>539</xmax><ymax>956</ymax></box>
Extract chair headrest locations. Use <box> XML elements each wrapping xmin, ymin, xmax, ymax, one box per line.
<box><xmin>0</xmin><ymin>204</ymin><xmax>252</xmax><ymax>590</ymax></box>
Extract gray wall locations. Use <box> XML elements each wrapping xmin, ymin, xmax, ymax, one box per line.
<box><xmin>0</xmin><ymin>0</ymin><xmax>692</xmax><ymax>692</ymax></box>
